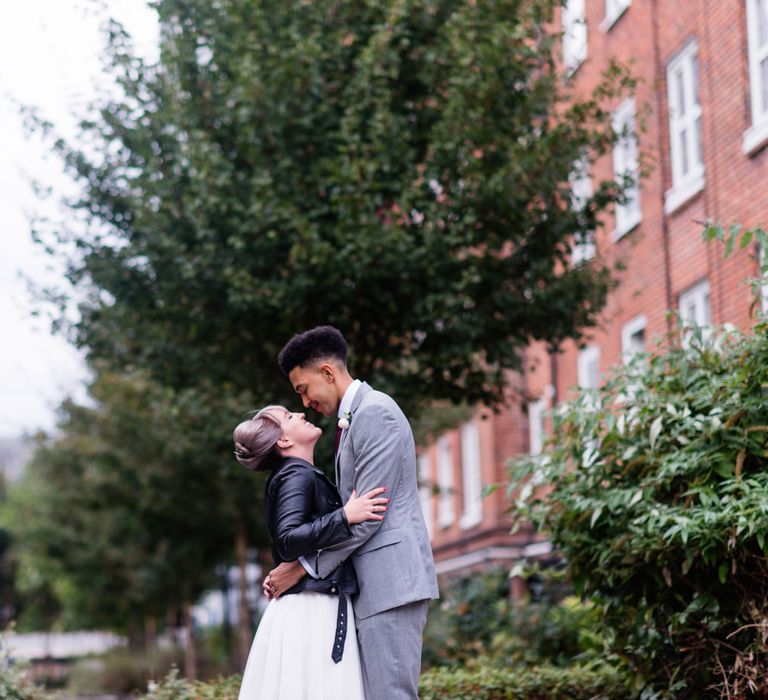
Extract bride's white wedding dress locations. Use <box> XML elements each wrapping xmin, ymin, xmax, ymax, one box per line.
<box><xmin>238</xmin><ymin>591</ymin><xmax>365</xmax><ymax>700</ymax></box>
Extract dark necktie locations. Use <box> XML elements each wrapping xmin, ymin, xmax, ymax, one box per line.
<box><xmin>335</xmin><ymin>426</ymin><xmax>342</xmax><ymax>454</ymax></box>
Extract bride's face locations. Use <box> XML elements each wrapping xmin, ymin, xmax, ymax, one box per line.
<box><xmin>272</xmin><ymin>407</ymin><xmax>322</xmax><ymax>448</ymax></box>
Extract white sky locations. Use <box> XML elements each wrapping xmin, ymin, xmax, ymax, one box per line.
<box><xmin>0</xmin><ymin>0</ymin><xmax>158</xmax><ymax>438</ymax></box>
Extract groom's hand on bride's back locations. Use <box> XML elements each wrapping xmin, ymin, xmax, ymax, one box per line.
<box><xmin>263</xmin><ymin>560</ymin><xmax>306</xmax><ymax>599</ymax></box>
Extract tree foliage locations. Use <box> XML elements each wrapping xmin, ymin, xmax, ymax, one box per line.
<box><xmin>509</xmin><ymin>317</ymin><xmax>768</xmax><ymax>698</ymax></box>
<box><xmin>35</xmin><ymin>0</ymin><xmax>633</xmax><ymax>417</ymax></box>
<box><xmin>3</xmin><ymin>371</ymin><xmax>264</xmax><ymax>636</ymax></box>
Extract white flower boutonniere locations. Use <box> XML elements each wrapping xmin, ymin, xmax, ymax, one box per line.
<box><xmin>337</xmin><ymin>411</ymin><xmax>351</xmax><ymax>430</ymax></box>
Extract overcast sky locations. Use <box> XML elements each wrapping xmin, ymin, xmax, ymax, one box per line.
<box><xmin>0</xmin><ymin>0</ymin><xmax>158</xmax><ymax>438</ymax></box>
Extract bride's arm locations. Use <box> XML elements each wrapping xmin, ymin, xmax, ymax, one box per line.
<box><xmin>271</xmin><ymin>465</ymin><xmax>353</xmax><ymax>562</ymax></box>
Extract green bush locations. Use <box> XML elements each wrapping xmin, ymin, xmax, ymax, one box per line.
<box><xmin>67</xmin><ymin>646</ymin><xmax>183</xmax><ymax>696</ymax></box>
<box><xmin>422</xmin><ymin>569</ymin><xmax>513</xmax><ymax>668</ymax></box>
<box><xmin>509</xmin><ymin>323</ymin><xmax>768</xmax><ymax>698</ymax></box>
<box><xmin>422</xmin><ymin>568</ymin><xmax>609</xmax><ymax>670</ymax></box>
<box><xmin>419</xmin><ymin>662</ymin><xmax>631</xmax><ymax>700</ymax></box>
<box><xmin>136</xmin><ymin>664</ymin><xmax>630</xmax><ymax>700</ymax></box>
<box><xmin>142</xmin><ymin>669</ymin><xmax>240</xmax><ymax>700</ymax></box>
<box><xmin>0</xmin><ymin>657</ymin><xmax>46</xmax><ymax>700</ymax></box>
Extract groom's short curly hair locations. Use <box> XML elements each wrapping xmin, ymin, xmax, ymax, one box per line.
<box><xmin>278</xmin><ymin>325</ymin><xmax>349</xmax><ymax>375</ymax></box>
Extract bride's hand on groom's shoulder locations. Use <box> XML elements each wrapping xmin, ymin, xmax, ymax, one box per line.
<box><xmin>344</xmin><ymin>487</ymin><xmax>389</xmax><ymax>525</ymax></box>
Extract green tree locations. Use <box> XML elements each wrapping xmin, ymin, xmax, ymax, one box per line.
<box><xmin>34</xmin><ymin>0</ymin><xmax>633</xmax><ymax>418</ymax></box>
<box><xmin>4</xmin><ymin>371</ymin><xmax>264</xmax><ymax>666</ymax></box>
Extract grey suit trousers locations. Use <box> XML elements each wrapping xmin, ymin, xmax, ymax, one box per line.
<box><xmin>355</xmin><ymin>599</ymin><xmax>429</xmax><ymax>700</ymax></box>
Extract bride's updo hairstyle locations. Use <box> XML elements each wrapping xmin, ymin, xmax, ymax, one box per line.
<box><xmin>233</xmin><ymin>406</ymin><xmax>284</xmax><ymax>471</ymax></box>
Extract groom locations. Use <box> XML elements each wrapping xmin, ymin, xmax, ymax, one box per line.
<box><xmin>265</xmin><ymin>325</ymin><xmax>439</xmax><ymax>700</ymax></box>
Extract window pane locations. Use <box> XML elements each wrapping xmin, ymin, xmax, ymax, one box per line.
<box><xmin>761</xmin><ymin>57</ymin><xmax>768</xmax><ymax>114</ymax></box>
<box><xmin>666</xmin><ymin>43</ymin><xmax>704</xmax><ymax>189</ymax></box>
<box><xmin>528</xmin><ymin>401</ymin><xmax>544</xmax><ymax>456</ymax></box>
<box><xmin>695</xmin><ymin>116</ymin><xmax>703</xmax><ymax>167</ymax></box>
<box><xmin>692</xmin><ymin>54</ymin><xmax>701</xmax><ymax>106</ymax></box>
<box><xmin>676</xmin><ymin>70</ymin><xmax>686</xmax><ymax>116</ymax></box>
<box><xmin>437</xmin><ymin>438</ymin><xmax>454</xmax><ymax>527</ymax></box>
<box><xmin>758</xmin><ymin>0</ymin><xmax>768</xmax><ymax>47</ymax></box>
<box><xmin>588</xmin><ymin>358</ymin><xmax>600</xmax><ymax>388</ymax></box>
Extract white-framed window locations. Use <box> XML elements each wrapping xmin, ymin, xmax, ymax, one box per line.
<box><xmin>664</xmin><ymin>41</ymin><xmax>705</xmax><ymax>213</ymax></box>
<box><xmin>436</xmin><ymin>436</ymin><xmax>454</xmax><ymax>529</ymax></box>
<box><xmin>458</xmin><ymin>422</ymin><xmax>482</xmax><ymax>529</ymax></box>
<box><xmin>418</xmin><ymin>453</ymin><xmax>433</xmax><ymax>538</ymax></box>
<box><xmin>562</xmin><ymin>0</ymin><xmax>587</xmax><ymax>74</ymax></box>
<box><xmin>602</xmin><ymin>0</ymin><xmax>631</xmax><ymax>31</ymax></box>
<box><xmin>528</xmin><ymin>398</ymin><xmax>546</xmax><ymax>456</ymax></box>
<box><xmin>621</xmin><ymin>314</ymin><xmax>647</xmax><ymax>363</ymax></box>
<box><xmin>612</xmin><ymin>98</ymin><xmax>642</xmax><ymax>238</ymax></box>
<box><xmin>744</xmin><ymin>0</ymin><xmax>768</xmax><ymax>154</ymax></box>
<box><xmin>577</xmin><ymin>345</ymin><xmax>601</xmax><ymax>389</ymax></box>
<box><xmin>570</xmin><ymin>157</ymin><xmax>596</xmax><ymax>263</ymax></box>
<box><xmin>679</xmin><ymin>280</ymin><xmax>712</xmax><ymax>347</ymax></box>
<box><xmin>577</xmin><ymin>347</ymin><xmax>601</xmax><ymax>466</ymax></box>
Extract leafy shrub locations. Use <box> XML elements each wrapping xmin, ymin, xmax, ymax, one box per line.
<box><xmin>419</xmin><ymin>662</ymin><xmax>632</xmax><ymax>700</ymax></box>
<box><xmin>67</xmin><ymin>646</ymin><xmax>183</xmax><ymax>696</ymax></box>
<box><xmin>422</xmin><ymin>568</ymin><xmax>609</xmax><ymax>670</ymax></box>
<box><xmin>0</xmin><ymin>640</ymin><xmax>46</xmax><ymax>700</ymax></box>
<box><xmin>137</xmin><ymin>664</ymin><xmax>629</xmax><ymax>700</ymax></box>
<box><xmin>0</xmin><ymin>667</ymin><xmax>46</xmax><ymax>700</ymax></box>
<box><xmin>422</xmin><ymin>569</ymin><xmax>512</xmax><ymax>668</ymax></box>
<box><xmin>509</xmin><ymin>324</ymin><xmax>768</xmax><ymax>698</ymax></box>
<box><xmin>142</xmin><ymin>669</ymin><xmax>240</xmax><ymax>700</ymax></box>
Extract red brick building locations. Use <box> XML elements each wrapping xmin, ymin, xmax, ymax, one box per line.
<box><xmin>419</xmin><ymin>0</ymin><xmax>768</xmax><ymax>584</ymax></box>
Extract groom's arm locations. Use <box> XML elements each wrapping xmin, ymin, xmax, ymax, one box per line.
<box><xmin>314</xmin><ymin>401</ymin><xmax>402</xmax><ymax>579</ymax></box>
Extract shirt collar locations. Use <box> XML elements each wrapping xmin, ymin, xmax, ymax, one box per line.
<box><xmin>338</xmin><ymin>379</ymin><xmax>362</xmax><ymax>419</ymax></box>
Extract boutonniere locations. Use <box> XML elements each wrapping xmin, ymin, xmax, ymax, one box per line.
<box><xmin>337</xmin><ymin>411</ymin><xmax>351</xmax><ymax>430</ymax></box>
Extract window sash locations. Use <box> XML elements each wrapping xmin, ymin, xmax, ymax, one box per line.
<box><xmin>747</xmin><ymin>0</ymin><xmax>768</xmax><ymax>123</ymax></box>
<box><xmin>459</xmin><ymin>423</ymin><xmax>482</xmax><ymax>528</ymax></box>
<box><xmin>577</xmin><ymin>346</ymin><xmax>601</xmax><ymax>389</ymax></box>
<box><xmin>679</xmin><ymin>280</ymin><xmax>712</xmax><ymax>346</ymax></box>
<box><xmin>667</xmin><ymin>43</ymin><xmax>704</xmax><ymax>188</ymax></box>
<box><xmin>570</xmin><ymin>158</ymin><xmax>596</xmax><ymax>263</ymax></box>
<box><xmin>612</xmin><ymin>98</ymin><xmax>642</xmax><ymax>235</ymax></box>
<box><xmin>563</xmin><ymin>0</ymin><xmax>587</xmax><ymax>72</ymax></box>
<box><xmin>418</xmin><ymin>454</ymin><xmax>433</xmax><ymax>538</ymax></box>
<box><xmin>621</xmin><ymin>314</ymin><xmax>647</xmax><ymax>364</ymax></box>
<box><xmin>605</xmin><ymin>0</ymin><xmax>631</xmax><ymax>25</ymax></box>
<box><xmin>436</xmin><ymin>437</ymin><xmax>454</xmax><ymax>528</ymax></box>
<box><xmin>528</xmin><ymin>399</ymin><xmax>546</xmax><ymax>456</ymax></box>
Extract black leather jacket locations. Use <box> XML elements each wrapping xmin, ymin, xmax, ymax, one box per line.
<box><xmin>264</xmin><ymin>457</ymin><xmax>358</xmax><ymax>596</ymax></box>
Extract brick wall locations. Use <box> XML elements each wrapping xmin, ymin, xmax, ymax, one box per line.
<box><xmin>420</xmin><ymin>0</ymin><xmax>768</xmax><ymax>582</ymax></box>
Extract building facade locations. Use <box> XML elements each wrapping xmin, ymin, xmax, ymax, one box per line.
<box><xmin>419</xmin><ymin>0</ymin><xmax>768</xmax><ymax>585</ymax></box>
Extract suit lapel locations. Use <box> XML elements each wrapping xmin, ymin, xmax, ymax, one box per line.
<box><xmin>335</xmin><ymin>382</ymin><xmax>371</xmax><ymax>491</ymax></box>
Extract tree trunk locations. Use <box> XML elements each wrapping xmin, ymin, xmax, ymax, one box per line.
<box><xmin>145</xmin><ymin>615</ymin><xmax>157</xmax><ymax>651</ymax></box>
<box><xmin>128</xmin><ymin>616</ymin><xmax>145</xmax><ymax>652</ymax></box>
<box><xmin>219</xmin><ymin>565</ymin><xmax>234</xmax><ymax>670</ymax></box>
<box><xmin>183</xmin><ymin>598</ymin><xmax>197</xmax><ymax>680</ymax></box>
<box><xmin>235</xmin><ymin>523</ymin><xmax>252</xmax><ymax>667</ymax></box>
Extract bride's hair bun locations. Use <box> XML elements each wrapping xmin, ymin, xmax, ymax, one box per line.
<box><xmin>232</xmin><ymin>406</ymin><xmax>283</xmax><ymax>471</ymax></box>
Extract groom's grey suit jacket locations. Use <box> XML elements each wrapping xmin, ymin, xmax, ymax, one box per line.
<box><xmin>312</xmin><ymin>382</ymin><xmax>439</xmax><ymax>620</ymax></box>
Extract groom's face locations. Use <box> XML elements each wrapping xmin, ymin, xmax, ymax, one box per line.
<box><xmin>288</xmin><ymin>362</ymin><xmax>341</xmax><ymax>417</ymax></box>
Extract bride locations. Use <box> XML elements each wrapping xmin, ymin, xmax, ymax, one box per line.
<box><xmin>233</xmin><ymin>405</ymin><xmax>387</xmax><ymax>699</ymax></box>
